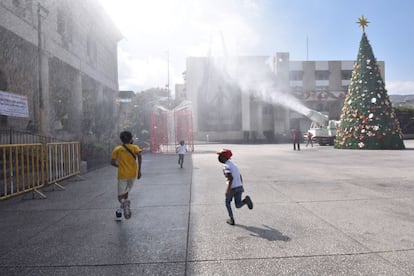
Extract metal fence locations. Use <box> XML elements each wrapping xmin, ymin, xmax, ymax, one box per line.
<box><xmin>0</xmin><ymin>144</ymin><xmax>44</xmax><ymax>199</ymax></box>
<box><xmin>0</xmin><ymin>142</ymin><xmax>81</xmax><ymax>200</ymax></box>
<box><xmin>0</xmin><ymin>128</ymin><xmax>64</xmax><ymax>145</ymax></box>
<box><xmin>47</xmin><ymin>142</ymin><xmax>80</xmax><ymax>185</ymax></box>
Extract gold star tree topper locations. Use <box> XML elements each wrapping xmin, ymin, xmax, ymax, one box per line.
<box><xmin>357</xmin><ymin>15</ymin><xmax>369</xmax><ymax>32</ymax></box>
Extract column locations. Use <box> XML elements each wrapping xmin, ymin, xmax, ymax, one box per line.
<box><xmin>40</xmin><ymin>53</ymin><xmax>50</xmax><ymax>136</ymax></box>
<box><xmin>71</xmin><ymin>72</ymin><xmax>83</xmax><ymax>136</ymax></box>
<box><xmin>241</xmin><ymin>91</ymin><xmax>250</xmax><ymax>141</ymax></box>
<box><xmin>255</xmin><ymin>101</ymin><xmax>263</xmax><ymax>139</ymax></box>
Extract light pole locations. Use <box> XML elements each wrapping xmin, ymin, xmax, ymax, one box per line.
<box><xmin>37</xmin><ymin>2</ymin><xmax>48</xmax><ymax>137</ymax></box>
<box><xmin>166</xmin><ymin>50</ymin><xmax>171</xmax><ymax>107</ymax></box>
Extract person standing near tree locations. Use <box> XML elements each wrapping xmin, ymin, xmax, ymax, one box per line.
<box><xmin>306</xmin><ymin>131</ymin><xmax>313</xmax><ymax>147</ymax></box>
<box><xmin>292</xmin><ymin>128</ymin><xmax>301</xmax><ymax>151</ymax></box>
<box><xmin>111</xmin><ymin>131</ymin><xmax>142</xmax><ymax>220</ymax></box>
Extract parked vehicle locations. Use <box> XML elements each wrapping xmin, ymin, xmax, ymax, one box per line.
<box><xmin>305</xmin><ymin>110</ymin><xmax>339</xmax><ymax>146</ymax></box>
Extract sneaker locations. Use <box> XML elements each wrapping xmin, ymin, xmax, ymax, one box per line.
<box><xmin>226</xmin><ymin>218</ymin><xmax>235</xmax><ymax>225</ymax></box>
<box><xmin>115</xmin><ymin>209</ymin><xmax>122</xmax><ymax>221</ymax></box>
<box><xmin>245</xmin><ymin>196</ymin><xmax>253</xmax><ymax>210</ymax></box>
<box><xmin>123</xmin><ymin>200</ymin><xmax>132</xmax><ymax>219</ymax></box>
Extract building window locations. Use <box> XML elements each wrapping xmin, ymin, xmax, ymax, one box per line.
<box><xmin>341</xmin><ymin>70</ymin><xmax>352</xmax><ymax>80</ymax></box>
<box><xmin>57</xmin><ymin>8</ymin><xmax>65</xmax><ymax>36</ymax></box>
<box><xmin>87</xmin><ymin>33</ymin><xmax>98</xmax><ymax>66</ymax></box>
<box><xmin>291</xmin><ymin>86</ymin><xmax>303</xmax><ymax>97</ymax></box>
<box><xmin>291</xmin><ymin>86</ymin><xmax>303</xmax><ymax>92</ymax></box>
<box><xmin>289</xmin><ymin>70</ymin><xmax>303</xmax><ymax>81</ymax></box>
<box><xmin>316</xmin><ymin>86</ymin><xmax>329</xmax><ymax>92</ymax></box>
<box><xmin>315</xmin><ymin>70</ymin><xmax>330</xmax><ymax>80</ymax></box>
<box><xmin>263</xmin><ymin>104</ymin><xmax>274</xmax><ymax>115</ymax></box>
<box><xmin>12</xmin><ymin>0</ymin><xmax>27</xmax><ymax>18</ymax></box>
<box><xmin>57</xmin><ymin>6</ymin><xmax>73</xmax><ymax>47</ymax></box>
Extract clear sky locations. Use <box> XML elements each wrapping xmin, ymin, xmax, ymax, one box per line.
<box><xmin>99</xmin><ymin>0</ymin><xmax>414</xmax><ymax>95</ymax></box>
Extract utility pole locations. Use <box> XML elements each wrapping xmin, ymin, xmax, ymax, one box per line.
<box><xmin>167</xmin><ymin>50</ymin><xmax>170</xmax><ymax>106</ymax></box>
<box><xmin>37</xmin><ymin>2</ymin><xmax>48</xmax><ymax>137</ymax></box>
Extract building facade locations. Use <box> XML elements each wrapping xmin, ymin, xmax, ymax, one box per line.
<box><xmin>175</xmin><ymin>83</ymin><xmax>186</xmax><ymax>101</ymax></box>
<box><xmin>185</xmin><ymin>52</ymin><xmax>385</xmax><ymax>142</ymax></box>
<box><xmin>0</xmin><ymin>0</ymin><xmax>121</xmax><ymax>141</ymax></box>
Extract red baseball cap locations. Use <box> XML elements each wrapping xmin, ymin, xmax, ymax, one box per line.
<box><xmin>216</xmin><ymin>148</ymin><xmax>232</xmax><ymax>159</ymax></box>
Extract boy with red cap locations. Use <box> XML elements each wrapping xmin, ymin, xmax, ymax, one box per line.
<box><xmin>217</xmin><ymin>148</ymin><xmax>253</xmax><ymax>225</ymax></box>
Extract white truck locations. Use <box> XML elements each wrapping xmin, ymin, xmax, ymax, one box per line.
<box><xmin>305</xmin><ymin>110</ymin><xmax>339</xmax><ymax>146</ymax></box>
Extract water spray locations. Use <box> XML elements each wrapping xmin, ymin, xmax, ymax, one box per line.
<box><xmin>211</xmin><ymin>57</ymin><xmax>312</xmax><ymax>117</ymax></box>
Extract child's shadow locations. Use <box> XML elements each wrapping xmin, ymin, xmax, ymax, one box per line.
<box><xmin>236</xmin><ymin>224</ymin><xmax>291</xmax><ymax>242</ymax></box>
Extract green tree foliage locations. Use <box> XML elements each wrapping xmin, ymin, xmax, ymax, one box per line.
<box><xmin>395</xmin><ymin>106</ymin><xmax>414</xmax><ymax>136</ymax></box>
<box><xmin>122</xmin><ymin>88</ymin><xmax>170</xmax><ymax>149</ymax></box>
<box><xmin>335</xmin><ymin>32</ymin><xmax>405</xmax><ymax>149</ymax></box>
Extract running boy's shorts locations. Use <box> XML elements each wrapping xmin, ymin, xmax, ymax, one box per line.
<box><xmin>117</xmin><ymin>178</ymin><xmax>135</xmax><ymax>196</ymax></box>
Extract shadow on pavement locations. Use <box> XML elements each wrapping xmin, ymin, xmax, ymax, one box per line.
<box><xmin>235</xmin><ymin>224</ymin><xmax>291</xmax><ymax>242</ymax></box>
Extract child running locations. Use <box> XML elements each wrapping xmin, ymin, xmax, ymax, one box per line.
<box><xmin>217</xmin><ymin>148</ymin><xmax>253</xmax><ymax>225</ymax></box>
<box><xmin>176</xmin><ymin>140</ymin><xmax>187</xmax><ymax>168</ymax></box>
<box><xmin>111</xmin><ymin>131</ymin><xmax>142</xmax><ymax>220</ymax></box>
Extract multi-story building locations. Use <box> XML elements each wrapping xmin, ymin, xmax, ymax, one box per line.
<box><xmin>185</xmin><ymin>52</ymin><xmax>385</xmax><ymax>142</ymax></box>
<box><xmin>0</xmin><ymin>0</ymin><xmax>121</xmax><ymax>140</ymax></box>
<box><xmin>175</xmin><ymin>83</ymin><xmax>186</xmax><ymax>101</ymax></box>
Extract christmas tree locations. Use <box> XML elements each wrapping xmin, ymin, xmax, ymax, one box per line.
<box><xmin>335</xmin><ymin>16</ymin><xmax>405</xmax><ymax>150</ymax></box>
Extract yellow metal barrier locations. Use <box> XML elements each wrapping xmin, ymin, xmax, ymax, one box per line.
<box><xmin>0</xmin><ymin>144</ymin><xmax>45</xmax><ymax>200</ymax></box>
<box><xmin>0</xmin><ymin>142</ymin><xmax>81</xmax><ymax>200</ymax></box>
<box><xmin>46</xmin><ymin>142</ymin><xmax>81</xmax><ymax>186</ymax></box>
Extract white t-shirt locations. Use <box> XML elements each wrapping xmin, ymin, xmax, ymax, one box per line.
<box><xmin>223</xmin><ymin>160</ymin><xmax>243</xmax><ymax>189</ymax></box>
<box><xmin>177</xmin><ymin>145</ymin><xmax>186</xmax><ymax>154</ymax></box>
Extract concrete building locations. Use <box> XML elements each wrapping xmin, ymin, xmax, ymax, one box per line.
<box><xmin>185</xmin><ymin>52</ymin><xmax>385</xmax><ymax>142</ymax></box>
<box><xmin>0</xmin><ymin>0</ymin><xmax>122</xmax><ymax>140</ymax></box>
<box><xmin>175</xmin><ymin>83</ymin><xmax>186</xmax><ymax>101</ymax></box>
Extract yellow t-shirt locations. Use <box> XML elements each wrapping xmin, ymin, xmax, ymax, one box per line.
<box><xmin>111</xmin><ymin>144</ymin><xmax>142</xmax><ymax>179</ymax></box>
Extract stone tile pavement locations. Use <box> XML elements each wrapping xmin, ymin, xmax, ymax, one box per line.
<box><xmin>1</xmin><ymin>141</ymin><xmax>414</xmax><ymax>275</ymax></box>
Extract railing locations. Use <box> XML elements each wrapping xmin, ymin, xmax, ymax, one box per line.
<box><xmin>0</xmin><ymin>128</ymin><xmax>64</xmax><ymax>145</ymax></box>
<box><xmin>47</xmin><ymin>142</ymin><xmax>80</xmax><ymax>185</ymax></box>
<box><xmin>0</xmin><ymin>144</ymin><xmax>44</xmax><ymax>200</ymax></box>
<box><xmin>0</xmin><ymin>142</ymin><xmax>81</xmax><ymax>200</ymax></box>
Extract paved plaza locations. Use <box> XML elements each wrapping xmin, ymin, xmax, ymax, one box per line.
<box><xmin>1</xmin><ymin>141</ymin><xmax>414</xmax><ymax>275</ymax></box>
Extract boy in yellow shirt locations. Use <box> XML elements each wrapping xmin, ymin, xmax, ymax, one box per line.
<box><xmin>111</xmin><ymin>131</ymin><xmax>142</xmax><ymax>220</ymax></box>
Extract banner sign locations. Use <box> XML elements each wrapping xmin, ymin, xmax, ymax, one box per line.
<box><xmin>0</xmin><ymin>90</ymin><xmax>29</xmax><ymax>118</ymax></box>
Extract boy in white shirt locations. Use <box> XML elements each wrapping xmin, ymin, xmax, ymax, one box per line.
<box><xmin>217</xmin><ymin>148</ymin><xmax>253</xmax><ymax>225</ymax></box>
<box><xmin>176</xmin><ymin>140</ymin><xmax>186</xmax><ymax>168</ymax></box>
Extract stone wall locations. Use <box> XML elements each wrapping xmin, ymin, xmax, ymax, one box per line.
<box><xmin>0</xmin><ymin>0</ymin><xmax>121</xmax><ymax>140</ymax></box>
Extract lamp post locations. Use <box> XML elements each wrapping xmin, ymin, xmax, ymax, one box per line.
<box><xmin>166</xmin><ymin>50</ymin><xmax>171</xmax><ymax>107</ymax></box>
<box><xmin>37</xmin><ymin>2</ymin><xmax>48</xmax><ymax>137</ymax></box>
